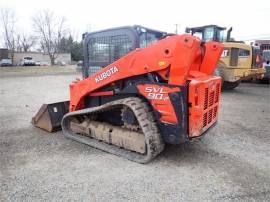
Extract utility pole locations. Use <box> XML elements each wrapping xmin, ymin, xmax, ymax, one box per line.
<box><xmin>174</xmin><ymin>24</ymin><xmax>179</xmax><ymax>34</ymax></box>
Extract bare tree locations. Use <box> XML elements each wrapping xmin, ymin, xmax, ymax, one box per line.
<box><xmin>15</xmin><ymin>34</ymin><xmax>21</xmax><ymax>51</ymax></box>
<box><xmin>0</xmin><ymin>8</ymin><xmax>17</xmax><ymax>64</ymax></box>
<box><xmin>17</xmin><ymin>34</ymin><xmax>36</xmax><ymax>52</ymax></box>
<box><xmin>32</xmin><ymin>10</ymin><xmax>67</xmax><ymax>65</ymax></box>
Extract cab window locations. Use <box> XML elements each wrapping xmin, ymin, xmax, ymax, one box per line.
<box><xmin>203</xmin><ymin>27</ymin><xmax>214</xmax><ymax>42</ymax></box>
<box><xmin>216</xmin><ymin>30</ymin><xmax>225</xmax><ymax>42</ymax></box>
<box><xmin>139</xmin><ymin>32</ymin><xmax>159</xmax><ymax>48</ymax></box>
<box><xmin>239</xmin><ymin>49</ymin><xmax>250</xmax><ymax>57</ymax></box>
<box><xmin>88</xmin><ymin>34</ymin><xmax>133</xmax><ymax>64</ymax></box>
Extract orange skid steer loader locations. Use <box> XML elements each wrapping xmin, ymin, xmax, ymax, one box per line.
<box><xmin>32</xmin><ymin>25</ymin><xmax>223</xmax><ymax>163</ymax></box>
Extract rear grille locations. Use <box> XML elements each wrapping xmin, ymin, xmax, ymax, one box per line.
<box><xmin>215</xmin><ymin>83</ymin><xmax>220</xmax><ymax>103</ymax></box>
<box><xmin>202</xmin><ymin>83</ymin><xmax>220</xmax><ymax>129</ymax></box>
<box><xmin>203</xmin><ymin>113</ymin><xmax>207</xmax><ymax>127</ymax></box>
<box><xmin>208</xmin><ymin>109</ymin><xmax>213</xmax><ymax>123</ymax></box>
<box><xmin>189</xmin><ymin>79</ymin><xmax>221</xmax><ymax>138</ymax></box>
<box><xmin>213</xmin><ymin>106</ymin><xmax>218</xmax><ymax>118</ymax></box>
<box><xmin>204</xmin><ymin>88</ymin><xmax>208</xmax><ymax>110</ymax></box>
<box><xmin>209</xmin><ymin>91</ymin><xmax>214</xmax><ymax>107</ymax></box>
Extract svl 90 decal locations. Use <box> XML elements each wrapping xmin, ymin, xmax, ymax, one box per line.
<box><xmin>137</xmin><ymin>84</ymin><xmax>181</xmax><ymax>124</ymax></box>
<box><xmin>145</xmin><ymin>86</ymin><xmax>169</xmax><ymax>101</ymax></box>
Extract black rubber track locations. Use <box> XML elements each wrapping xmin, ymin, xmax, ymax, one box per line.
<box><xmin>61</xmin><ymin>97</ymin><xmax>165</xmax><ymax>163</ymax></box>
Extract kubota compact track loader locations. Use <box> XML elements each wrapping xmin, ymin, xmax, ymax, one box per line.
<box><xmin>32</xmin><ymin>25</ymin><xmax>223</xmax><ymax>163</ymax></box>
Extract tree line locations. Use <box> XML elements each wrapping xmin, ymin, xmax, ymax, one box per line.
<box><xmin>0</xmin><ymin>8</ymin><xmax>82</xmax><ymax>65</ymax></box>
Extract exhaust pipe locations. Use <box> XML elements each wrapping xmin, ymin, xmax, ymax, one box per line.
<box><xmin>226</xmin><ymin>27</ymin><xmax>233</xmax><ymax>42</ymax></box>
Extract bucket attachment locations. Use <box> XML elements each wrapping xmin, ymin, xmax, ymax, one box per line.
<box><xmin>32</xmin><ymin>101</ymin><xmax>69</xmax><ymax>132</ymax></box>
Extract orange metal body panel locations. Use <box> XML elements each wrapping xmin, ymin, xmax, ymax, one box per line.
<box><xmin>189</xmin><ymin>41</ymin><xmax>224</xmax><ymax>74</ymax></box>
<box><xmin>137</xmin><ymin>84</ymin><xmax>180</xmax><ymax>124</ymax></box>
<box><xmin>200</xmin><ymin>42</ymin><xmax>224</xmax><ymax>75</ymax></box>
<box><xmin>188</xmin><ymin>76</ymin><xmax>221</xmax><ymax>137</ymax></box>
<box><xmin>89</xmin><ymin>91</ymin><xmax>114</xmax><ymax>96</ymax></box>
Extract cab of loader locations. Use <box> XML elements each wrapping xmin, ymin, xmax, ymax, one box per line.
<box><xmin>186</xmin><ymin>24</ymin><xmax>264</xmax><ymax>89</ymax></box>
<box><xmin>185</xmin><ymin>25</ymin><xmax>229</xmax><ymax>43</ymax></box>
<box><xmin>82</xmin><ymin>25</ymin><xmax>167</xmax><ymax>78</ymax></box>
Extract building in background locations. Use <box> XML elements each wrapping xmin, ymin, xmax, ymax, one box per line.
<box><xmin>11</xmin><ymin>52</ymin><xmax>71</xmax><ymax>65</ymax></box>
<box><xmin>254</xmin><ymin>40</ymin><xmax>270</xmax><ymax>81</ymax></box>
<box><xmin>3</xmin><ymin>51</ymin><xmax>71</xmax><ymax>66</ymax></box>
<box><xmin>255</xmin><ymin>40</ymin><xmax>270</xmax><ymax>51</ymax></box>
<box><xmin>0</xmin><ymin>48</ymin><xmax>9</xmax><ymax>60</ymax></box>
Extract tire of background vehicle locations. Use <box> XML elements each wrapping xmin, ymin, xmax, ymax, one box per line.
<box><xmin>214</xmin><ymin>63</ymin><xmax>241</xmax><ymax>90</ymax></box>
<box><xmin>214</xmin><ymin>64</ymin><xmax>224</xmax><ymax>85</ymax></box>
<box><xmin>222</xmin><ymin>81</ymin><xmax>241</xmax><ymax>90</ymax></box>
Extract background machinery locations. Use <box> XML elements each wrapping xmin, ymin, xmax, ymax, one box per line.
<box><xmin>262</xmin><ymin>50</ymin><xmax>270</xmax><ymax>82</ymax></box>
<box><xmin>32</xmin><ymin>25</ymin><xmax>223</xmax><ymax>163</ymax></box>
<box><xmin>186</xmin><ymin>25</ymin><xmax>265</xmax><ymax>89</ymax></box>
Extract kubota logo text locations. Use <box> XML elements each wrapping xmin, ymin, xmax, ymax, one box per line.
<box><xmin>95</xmin><ymin>66</ymin><xmax>119</xmax><ymax>83</ymax></box>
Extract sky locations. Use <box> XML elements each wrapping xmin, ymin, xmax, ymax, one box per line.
<box><xmin>0</xmin><ymin>0</ymin><xmax>270</xmax><ymax>44</ymax></box>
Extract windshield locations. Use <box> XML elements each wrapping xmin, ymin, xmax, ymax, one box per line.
<box><xmin>139</xmin><ymin>31</ymin><xmax>163</xmax><ymax>48</ymax></box>
<box><xmin>203</xmin><ymin>27</ymin><xmax>214</xmax><ymax>42</ymax></box>
<box><xmin>216</xmin><ymin>29</ymin><xmax>225</xmax><ymax>42</ymax></box>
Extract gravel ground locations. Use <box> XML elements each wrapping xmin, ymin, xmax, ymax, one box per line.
<box><xmin>0</xmin><ymin>71</ymin><xmax>269</xmax><ymax>202</ymax></box>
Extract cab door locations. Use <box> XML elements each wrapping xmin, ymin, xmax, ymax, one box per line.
<box><xmin>238</xmin><ymin>48</ymin><xmax>251</xmax><ymax>69</ymax></box>
<box><xmin>230</xmin><ymin>48</ymin><xmax>239</xmax><ymax>66</ymax></box>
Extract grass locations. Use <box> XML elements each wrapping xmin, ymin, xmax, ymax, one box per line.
<box><xmin>0</xmin><ymin>65</ymin><xmax>78</xmax><ymax>76</ymax></box>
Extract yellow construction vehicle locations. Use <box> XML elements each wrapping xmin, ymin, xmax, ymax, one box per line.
<box><xmin>186</xmin><ymin>25</ymin><xmax>265</xmax><ymax>89</ymax></box>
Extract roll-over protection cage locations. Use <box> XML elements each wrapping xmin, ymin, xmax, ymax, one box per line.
<box><xmin>82</xmin><ymin>25</ymin><xmax>167</xmax><ymax>78</ymax></box>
